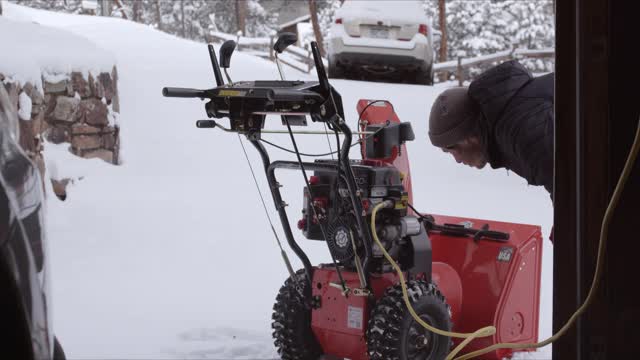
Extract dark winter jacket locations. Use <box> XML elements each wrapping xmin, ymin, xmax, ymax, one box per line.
<box><xmin>468</xmin><ymin>60</ymin><xmax>554</xmax><ymax>198</ymax></box>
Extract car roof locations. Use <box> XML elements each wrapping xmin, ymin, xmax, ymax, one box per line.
<box><xmin>336</xmin><ymin>0</ymin><xmax>430</xmax><ymax>24</ymax></box>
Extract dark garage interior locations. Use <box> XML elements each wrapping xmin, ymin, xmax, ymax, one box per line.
<box><xmin>554</xmin><ymin>0</ymin><xmax>640</xmax><ymax>358</ymax></box>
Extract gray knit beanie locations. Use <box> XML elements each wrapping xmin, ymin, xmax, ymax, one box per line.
<box><xmin>428</xmin><ymin>87</ymin><xmax>481</xmax><ymax>148</ymax></box>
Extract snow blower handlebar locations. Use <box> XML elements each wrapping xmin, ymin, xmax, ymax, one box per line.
<box><xmin>162</xmin><ymin>87</ymin><xmax>210</xmax><ymax>99</ymax></box>
<box><xmin>162</xmin><ymin>37</ymin><xmax>375</xmax><ymax>291</ymax></box>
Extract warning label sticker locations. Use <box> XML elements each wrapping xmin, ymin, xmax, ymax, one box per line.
<box><xmin>497</xmin><ymin>246</ymin><xmax>514</xmax><ymax>262</ymax></box>
<box><xmin>347</xmin><ymin>306</ymin><xmax>363</xmax><ymax>329</ymax></box>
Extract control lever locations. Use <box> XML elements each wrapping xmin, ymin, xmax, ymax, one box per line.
<box><xmin>273</xmin><ymin>32</ymin><xmax>297</xmax><ymax>81</ymax></box>
<box><xmin>273</xmin><ymin>32</ymin><xmax>307</xmax><ymax>126</ymax></box>
<box><xmin>219</xmin><ymin>40</ymin><xmax>236</xmax><ymax>83</ymax></box>
<box><xmin>310</xmin><ymin>41</ymin><xmax>330</xmax><ymax>97</ymax></box>
<box><xmin>418</xmin><ymin>213</ymin><xmax>510</xmax><ymax>243</ymax></box>
<box><xmin>208</xmin><ymin>44</ymin><xmax>224</xmax><ymax>86</ymax></box>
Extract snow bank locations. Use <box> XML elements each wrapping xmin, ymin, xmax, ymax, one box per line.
<box><xmin>0</xmin><ymin>11</ymin><xmax>115</xmax><ymax>92</ymax></box>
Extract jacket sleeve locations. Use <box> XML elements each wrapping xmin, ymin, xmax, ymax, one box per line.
<box><xmin>509</xmin><ymin>105</ymin><xmax>555</xmax><ymax>199</ymax></box>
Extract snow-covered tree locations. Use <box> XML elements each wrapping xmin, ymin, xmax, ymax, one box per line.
<box><xmin>9</xmin><ymin>0</ymin><xmax>553</xmax><ymax>74</ymax></box>
<box><xmin>423</xmin><ymin>0</ymin><xmax>554</xmax><ymax>73</ymax></box>
<box><xmin>316</xmin><ymin>0</ymin><xmax>341</xmax><ymax>53</ymax></box>
<box><xmin>11</xmin><ymin>0</ymin><xmax>83</xmax><ymax>14</ymax></box>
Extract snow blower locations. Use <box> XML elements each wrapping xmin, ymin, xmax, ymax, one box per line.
<box><xmin>162</xmin><ymin>33</ymin><xmax>543</xmax><ymax>360</ymax></box>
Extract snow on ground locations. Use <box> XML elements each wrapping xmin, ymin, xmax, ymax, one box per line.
<box><xmin>0</xmin><ymin>12</ymin><xmax>115</xmax><ymax>92</ymax></box>
<box><xmin>3</xmin><ymin>2</ymin><xmax>553</xmax><ymax>359</ymax></box>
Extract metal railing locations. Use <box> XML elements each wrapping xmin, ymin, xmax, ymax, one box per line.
<box><xmin>434</xmin><ymin>46</ymin><xmax>555</xmax><ymax>85</ymax></box>
<box><xmin>207</xmin><ymin>31</ymin><xmax>321</xmax><ymax>73</ymax></box>
<box><xmin>206</xmin><ymin>31</ymin><xmax>554</xmax><ymax>82</ymax></box>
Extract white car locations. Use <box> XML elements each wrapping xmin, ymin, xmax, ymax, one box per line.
<box><xmin>328</xmin><ymin>0</ymin><xmax>435</xmax><ymax>85</ymax></box>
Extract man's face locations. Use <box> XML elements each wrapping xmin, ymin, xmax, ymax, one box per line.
<box><xmin>442</xmin><ymin>136</ymin><xmax>487</xmax><ymax>169</ymax></box>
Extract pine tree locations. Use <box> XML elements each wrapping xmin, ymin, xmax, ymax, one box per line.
<box><xmin>11</xmin><ymin>0</ymin><xmax>83</xmax><ymax>13</ymax></box>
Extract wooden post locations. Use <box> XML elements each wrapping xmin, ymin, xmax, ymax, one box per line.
<box><xmin>457</xmin><ymin>56</ymin><xmax>463</xmax><ymax>86</ymax></box>
<box><xmin>510</xmin><ymin>42</ymin><xmax>518</xmax><ymax>61</ymax></box>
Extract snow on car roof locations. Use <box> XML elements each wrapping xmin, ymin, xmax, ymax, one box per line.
<box><xmin>336</xmin><ymin>0</ymin><xmax>430</xmax><ymax>25</ymax></box>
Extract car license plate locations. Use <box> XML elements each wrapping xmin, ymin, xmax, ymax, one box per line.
<box><xmin>369</xmin><ymin>27</ymin><xmax>388</xmax><ymax>39</ymax></box>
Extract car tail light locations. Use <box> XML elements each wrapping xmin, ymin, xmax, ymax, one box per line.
<box><xmin>335</xmin><ymin>18</ymin><xmax>342</xmax><ymax>24</ymax></box>
<box><xmin>419</xmin><ymin>24</ymin><xmax>428</xmax><ymax>36</ymax></box>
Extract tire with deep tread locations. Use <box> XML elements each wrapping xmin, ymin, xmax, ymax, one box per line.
<box><xmin>366</xmin><ymin>280</ymin><xmax>451</xmax><ymax>360</ymax></box>
<box><xmin>272</xmin><ymin>269</ymin><xmax>322</xmax><ymax>360</ymax></box>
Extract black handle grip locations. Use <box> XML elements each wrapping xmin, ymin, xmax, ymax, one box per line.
<box><xmin>311</xmin><ymin>41</ymin><xmax>330</xmax><ymax>96</ymax></box>
<box><xmin>162</xmin><ymin>87</ymin><xmax>206</xmax><ymax>98</ymax></box>
<box><xmin>196</xmin><ymin>120</ymin><xmax>217</xmax><ymax>128</ymax></box>
<box><xmin>274</xmin><ymin>32</ymin><xmax>298</xmax><ymax>53</ymax></box>
<box><xmin>219</xmin><ymin>40</ymin><xmax>236</xmax><ymax>68</ymax></box>
<box><xmin>481</xmin><ymin>230</ymin><xmax>510</xmax><ymax>240</ymax></box>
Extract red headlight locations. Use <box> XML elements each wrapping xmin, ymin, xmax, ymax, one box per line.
<box><xmin>419</xmin><ymin>24</ymin><xmax>428</xmax><ymax>36</ymax></box>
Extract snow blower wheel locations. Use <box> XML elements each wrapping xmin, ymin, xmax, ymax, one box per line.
<box><xmin>366</xmin><ymin>280</ymin><xmax>452</xmax><ymax>360</ymax></box>
<box><xmin>272</xmin><ymin>270</ymin><xmax>322</xmax><ymax>360</ymax></box>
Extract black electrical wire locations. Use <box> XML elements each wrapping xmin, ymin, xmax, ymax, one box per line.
<box><xmin>283</xmin><ymin>117</ymin><xmax>348</xmax><ymax>292</ymax></box>
<box><xmin>407</xmin><ymin>202</ymin><xmax>435</xmax><ymax>225</ymax></box>
<box><xmin>357</xmin><ymin>100</ymin><xmax>396</xmax><ymax>159</ymax></box>
<box><xmin>259</xmin><ymin>138</ymin><xmax>362</xmax><ymax>157</ymax></box>
<box><xmin>358</xmin><ymin>100</ymin><xmax>396</xmax><ymax>122</ymax></box>
<box><xmin>257</xmin><ymin>100</ymin><xmax>393</xmax><ymax>158</ymax></box>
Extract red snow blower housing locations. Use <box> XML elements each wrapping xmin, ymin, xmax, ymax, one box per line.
<box><xmin>162</xmin><ymin>33</ymin><xmax>542</xmax><ymax>360</ymax></box>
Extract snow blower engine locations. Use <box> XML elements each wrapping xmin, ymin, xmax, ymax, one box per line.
<box><xmin>163</xmin><ymin>33</ymin><xmax>544</xmax><ymax>360</ymax></box>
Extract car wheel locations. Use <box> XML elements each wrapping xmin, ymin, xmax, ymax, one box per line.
<box><xmin>414</xmin><ymin>67</ymin><xmax>434</xmax><ymax>86</ymax></box>
<box><xmin>328</xmin><ymin>62</ymin><xmax>346</xmax><ymax>80</ymax></box>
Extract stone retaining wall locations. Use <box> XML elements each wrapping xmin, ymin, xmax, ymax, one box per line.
<box><xmin>1</xmin><ymin>67</ymin><xmax>120</xmax><ymax>199</ymax></box>
<box><xmin>1</xmin><ymin>67</ymin><xmax>120</xmax><ymax>165</ymax></box>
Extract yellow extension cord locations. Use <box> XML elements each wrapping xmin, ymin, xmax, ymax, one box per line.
<box><xmin>370</xmin><ymin>119</ymin><xmax>640</xmax><ymax>360</ymax></box>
